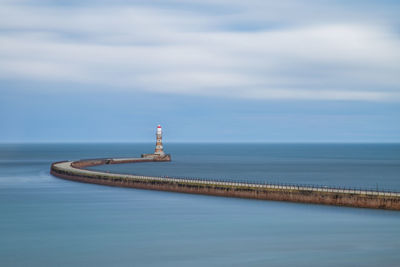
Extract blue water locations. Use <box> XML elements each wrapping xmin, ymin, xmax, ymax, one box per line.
<box><xmin>1</xmin><ymin>143</ymin><xmax>400</xmax><ymax>266</ymax></box>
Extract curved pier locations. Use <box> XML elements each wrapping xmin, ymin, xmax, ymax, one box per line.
<box><xmin>50</xmin><ymin>158</ymin><xmax>400</xmax><ymax>211</ymax></box>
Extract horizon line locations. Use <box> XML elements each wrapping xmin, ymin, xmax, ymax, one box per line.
<box><xmin>1</xmin><ymin>141</ymin><xmax>399</xmax><ymax>145</ymax></box>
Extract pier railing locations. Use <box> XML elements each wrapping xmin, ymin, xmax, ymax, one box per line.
<box><xmin>150</xmin><ymin>174</ymin><xmax>400</xmax><ymax>196</ymax></box>
<box><xmin>60</xmin><ymin>158</ymin><xmax>400</xmax><ymax>197</ymax></box>
<box><xmin>51</xmin><ymin>159</ymin><xmax>400</xmax><ymax>210</ymax></box>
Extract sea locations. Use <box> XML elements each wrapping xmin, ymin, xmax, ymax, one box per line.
<box><xmin>1</xmin><ymin>143</ymin><xmax>399</xmax><ymax>266</ymax></box>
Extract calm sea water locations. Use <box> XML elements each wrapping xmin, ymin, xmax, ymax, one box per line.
<box><xmin>1</xmin><ymin>143</ymin><xmax>400</xmax><ymax>266</ymax></box>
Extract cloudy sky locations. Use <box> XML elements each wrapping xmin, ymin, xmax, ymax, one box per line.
<box><xmin>0</xmin><ymin>0</ymin><xmax>399</xmax><ymax>142</ymax></box>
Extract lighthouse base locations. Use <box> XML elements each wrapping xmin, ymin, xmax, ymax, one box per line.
<box><xmin>141</xmin><ymin>153</ymin><xmax>171</xmax><ymax>161</ymax></box>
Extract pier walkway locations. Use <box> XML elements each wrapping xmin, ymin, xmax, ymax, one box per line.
<box><xmin>51</xmin><ymin>158</ymin><xmax>400</xmax><ymax>210</ymax></box>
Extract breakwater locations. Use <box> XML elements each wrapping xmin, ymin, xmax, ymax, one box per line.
<box><xmin>50</xmin><ymin>158</ymin><xmax>400</xmax><ymax>211</ymax></box>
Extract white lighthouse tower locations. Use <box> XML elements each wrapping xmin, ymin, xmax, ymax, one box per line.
<box><xmin>154</xmin><ymin>125</ymin><xmax>165</xmax><ymax>156</ymax></box>
<box><xmin>141</xmin><ymin>125</ymin><xmax>171</xmax><ymax>161</ymax></box>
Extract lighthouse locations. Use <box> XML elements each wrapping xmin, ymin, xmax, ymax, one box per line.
<box><xmin>154</xmin><ymin>125</ymin><xmax>165</xmax><ymax>156</ymax></box>
<box><xmin>141</xmin><ymin>125</ymin><xmax>171</xmax><ymax>161</ymax></box>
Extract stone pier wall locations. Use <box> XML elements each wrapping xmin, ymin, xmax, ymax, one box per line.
<box><xmin>50</xmin><ymin>158</ymin><xmax>400</xmax><ymax>211</ymax></box>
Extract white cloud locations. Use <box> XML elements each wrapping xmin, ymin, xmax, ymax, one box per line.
<box><xmin>0</xmin><ymin>1</ymin><xmax>399</xmax><ymax>101</ymax></box>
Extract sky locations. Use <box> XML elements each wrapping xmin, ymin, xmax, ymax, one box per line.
<box><xmin>0</xmin><ymin>0</ymin><xmax>399</xmax><ymax>143</ymax></box>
